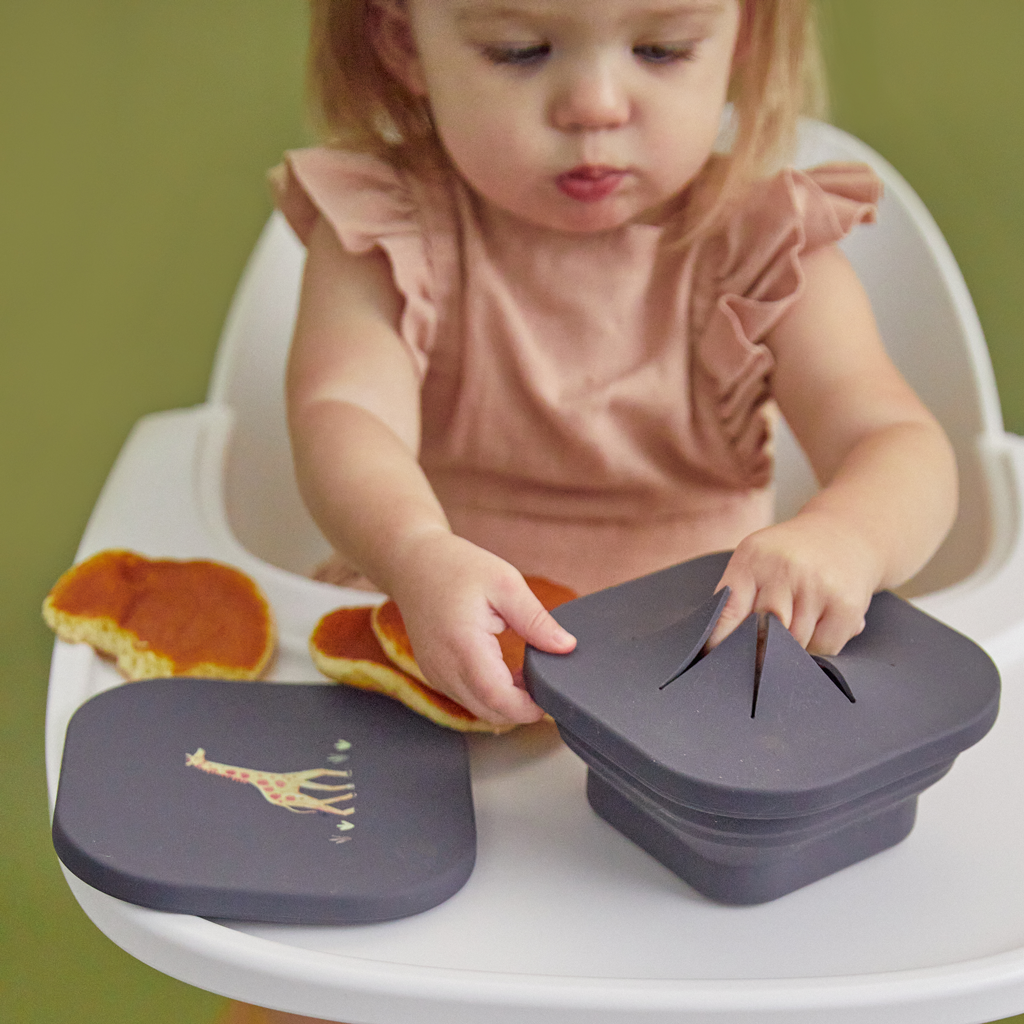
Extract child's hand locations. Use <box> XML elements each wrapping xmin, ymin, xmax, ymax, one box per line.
<box><xmin>706</xmin><ymin>513</ymin><xmax>881</xmax><ymax>656</ymax></box>
<box><xmin>387</xmin><ymin>530</ymin><xmax>577</xmax><ymax>726</ymax></box>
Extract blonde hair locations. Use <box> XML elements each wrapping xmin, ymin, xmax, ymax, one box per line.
<box><xmin>711</xmin><ymin>0</ymin><xmax>827</xmax><ymax>232</ymax></box>
<box><xmin>306</xmin><ymin>0</ymin><xmax>827</xmax><ymax>232</ymax></box>
<box><xmin>307</xmin><ymin>0</ymin><xmax>439</xmax><ymax>170</ymax></box>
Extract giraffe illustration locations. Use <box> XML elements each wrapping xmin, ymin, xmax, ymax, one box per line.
<box><xmin>185</xmin><ymin>748</ymin><xmax>355</xmax><ymax>815</ymax></box>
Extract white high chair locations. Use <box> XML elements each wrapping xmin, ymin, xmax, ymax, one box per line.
<box><xmin>46</xmin><ymin>121</ymin><xmax>1024</xmax><ymax>1023</ymax></box>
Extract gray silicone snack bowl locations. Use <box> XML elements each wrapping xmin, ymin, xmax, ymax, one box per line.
<box><xmin>524</xmin><ymin>551</ymin><xmax>1000</xmax><ymax>904</ymax></box>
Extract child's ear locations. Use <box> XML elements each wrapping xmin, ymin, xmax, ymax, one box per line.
<box><xmin>369</xmin><ymin>0</ymin><xmax>427</xmax><ymax>96</ymax></box>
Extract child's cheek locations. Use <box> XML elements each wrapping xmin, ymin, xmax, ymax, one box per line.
<box><xmin>436</xmin><ymin>112</ymin><xmax>536</xmax><ymax>201</ymax></box>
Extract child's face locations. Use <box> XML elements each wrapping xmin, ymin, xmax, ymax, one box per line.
<box><xmin>393</xmin><ymin>0</ymin><xmax>742</xmax><ymax>233</ymax></box>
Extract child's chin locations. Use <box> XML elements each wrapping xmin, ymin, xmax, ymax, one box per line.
<box><xmin>531</xmin><ymin>201</ymin><xmax>640</xmax><ymax>235</ymax></box>
<box><xmin>474</xmin><ymin>186</ymin><xmax>640</xmax><ymax>235</ymax></box>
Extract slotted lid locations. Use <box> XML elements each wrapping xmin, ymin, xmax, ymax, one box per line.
<box><xmin>526</xmin><ymin>552</ymin><xmax>1000</xmax><ymax>817</ymax></box>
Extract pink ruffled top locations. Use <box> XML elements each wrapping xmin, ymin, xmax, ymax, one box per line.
<box><xmin>272</xmin><ymin>150</ymin><xmax>881</xmax><ymax>595</ymax></box>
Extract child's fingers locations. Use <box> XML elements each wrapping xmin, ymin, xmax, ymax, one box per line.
<box><xmin>392</xmin><ymin>543</ymin><xmax>574</xmax><ymax>725</ymax></box>
<box><xmin>705</xmin><ymin>578</ymin><xmax>756</xmax><ymax>649</ymax></box>
<box><xmin>784</xmin><ymin>572</ymin><xmax>869</xmax><ymax>654</ymax></box>
<box><xmin>456</xmin><ymin>647</ymin><xmax>547</xmax><ymax>725</ymax></box>
<box><xmin>449</xmin><ymin>660</ymin><xmax>546</xmax><ymax>724</ymax></box>
<box><xmin>803</xmin><ymin>598</ymin><xmax>867</xmax><ymax>656</ymax></box>
<box><xmin>497</xmin><ymin>588</ymin><xmax>577</xmax><ymax>656</ymax></box>
<box><xmin>786</xmin><ymin>594</ymin><xmax>820</xmax><ymax>649</ymax></box>
<box><xmin>410</xmin><ymin>610</ymin><xmax>548</xmax><ymax>725</ymax></box>
<box><xmin>717</xmin><ymin>583</ymin><xmax>865</xmax><ymax>657</ymax></box>
<box><xmin>433</xmin><ymin>583</ymin><xmax>574</xmax><ymax>725</ymax></box>
<box><xmin>413</xmin><ymin>630</ymin><xmax>544</xmax><ymax>726</ymax></box>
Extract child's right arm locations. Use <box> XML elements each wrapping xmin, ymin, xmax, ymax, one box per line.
<box><xmin>286</xmin><ymin>217</ymin><xmax>576</xmax><ymax>726</ymax></box>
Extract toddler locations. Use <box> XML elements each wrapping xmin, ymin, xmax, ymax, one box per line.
<box><xmin>228</xmin><ymin>0</ymin><xmax>957</xmax><ymax>1015</ymax></box>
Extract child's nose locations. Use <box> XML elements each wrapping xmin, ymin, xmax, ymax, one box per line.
<box><xmin>550</xmin><ymin>58</ymin><xmax>630</xmax><ymax>132</ymax></box>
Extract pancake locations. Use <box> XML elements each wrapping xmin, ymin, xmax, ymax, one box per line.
<box><xmin>43</xmin><ymin>549</ymin><xmax>275</xmax><ymax>681</ymax></box>
<box><xmin>310</xmin><ymin>605</ymin><xmax>513</xmax><ymax>733</ymax></box>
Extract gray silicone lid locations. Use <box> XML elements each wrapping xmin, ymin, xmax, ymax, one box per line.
<box><xmin>525</xmin><ymin>552</ymin><xmax>1000</xmax><ymax>818</ymax></box>
<box><xmin>52</xmin><ymin>679</ymin><xmax>476</xmax><ymax>924</ymax></box>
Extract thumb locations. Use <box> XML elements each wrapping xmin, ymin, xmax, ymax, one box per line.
<box><xmin>497</xmin><ymin>588</ymin><xmax>577</xmax><ymax>656</ymax></box>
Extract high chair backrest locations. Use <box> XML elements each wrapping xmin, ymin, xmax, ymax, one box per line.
<box><xmin>209</xmin><ymin>120</ymin><xmax>1004</xmax><ymax>595</ymax></box>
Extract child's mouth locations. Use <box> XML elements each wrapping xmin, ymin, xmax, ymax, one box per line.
<box><xmin>556</xmin><ymin>166</ymin><xmax>627</xmax><ymax>202</ymax></box>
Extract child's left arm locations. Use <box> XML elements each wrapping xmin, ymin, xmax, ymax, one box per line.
<box><xmin>707</xmin><ymin>243</ymin><xmax>959</xmax><ymax>655</ymax></box>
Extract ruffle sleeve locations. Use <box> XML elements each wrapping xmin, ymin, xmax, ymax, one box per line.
<box><xmin>691</xmin><ymin>162</ymin><xmax>882</xmax><ymax>486</ymax></box>
<box><xmin>268</xmin><ymin>148</ymin><xmax>440</xmax><ymax>380</ymax></box>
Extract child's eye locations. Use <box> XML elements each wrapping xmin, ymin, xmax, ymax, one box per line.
<box><xmin>633</xmin><ymin>42</ymin><xmax>696</xmax><ymax>64</ymax></box>
<box><xmin>481</xmin><ymin>43</ymin><xmax>551</xmax><ymax>66</ymax></box>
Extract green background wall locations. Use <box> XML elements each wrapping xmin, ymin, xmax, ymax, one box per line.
<box><xmin>2</xmin><ymin>3</ymin><xmax>1022</xmax><ymax>1022</ymax></box>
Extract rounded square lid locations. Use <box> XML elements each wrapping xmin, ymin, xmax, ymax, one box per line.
<box><xmin>526</xmin><ymin>553</ymin><xmax>1000</xmax><ymax>816</ymax></box>
<box><xmin>53</xmin><ymin>679</ymin><xmax>476</xmax><ymax>923</ymax></box>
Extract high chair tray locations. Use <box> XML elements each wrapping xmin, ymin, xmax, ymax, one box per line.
<box><xmin>44</xmin><ymin>405</ymin><xmax>1024</xmax><ymax>1024</ymax></box>
<box><xmin>52</xmin><ymin>678</ymin><xmax>475</xmax><ymax>925</ymax></box>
